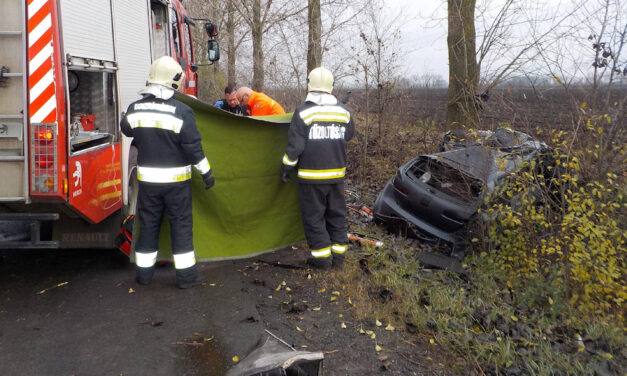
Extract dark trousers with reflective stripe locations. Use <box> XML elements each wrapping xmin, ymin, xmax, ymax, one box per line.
<box><xmin>298</xmin><ymin>182</ymin><xmax>348</xmax><ymax>254</ymax></box>
<box><xmin>136</xmin><ymin>180</ymin><xmax>197</xmax><ymax>284</ymax></box>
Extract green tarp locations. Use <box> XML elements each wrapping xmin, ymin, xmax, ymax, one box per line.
<box><xmin>154</xmin><ymin>94</ymin><xmax>305</xmax><ymax>261</ymax></box>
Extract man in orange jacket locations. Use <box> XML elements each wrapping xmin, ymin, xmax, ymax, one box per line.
<box><xmin>236</xmin><ymin>87</ymin><xmax>285</xmax><ymax>116</ymax></box>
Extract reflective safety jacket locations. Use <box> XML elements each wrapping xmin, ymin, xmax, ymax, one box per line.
<box><xmin>282</xmin><ymin>92</ymin><xmax>354</xmax><ymax>184</ymax></box>
<box><xmin>121</xmin><ymin>94</ymin><xmax>211</xmax><ymax>183</ymax></box>
<box><xmin>247</xmin><ymin>91</ymin><xmax>285</xmax><ymax>116</ymax></box>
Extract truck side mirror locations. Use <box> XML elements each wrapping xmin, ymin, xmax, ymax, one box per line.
<box><xmin>207</xmin><ymin>40</ymin><xmax>220</xmax><ymax>62</ymax></box>
<box><xmin>204</xmin><ymin>22</ymin><xmax>218</xmax><ymax>37</ymax></box>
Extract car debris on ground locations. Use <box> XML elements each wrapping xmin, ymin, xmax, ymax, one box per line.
<box><xmin>225</xmin><ymin>330</ymin><xmax>324</xmax><ymax>376</ymax></box>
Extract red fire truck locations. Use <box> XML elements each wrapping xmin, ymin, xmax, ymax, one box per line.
<box><xmin>0</xmin><ymin>0</ymin><xmax>218</xmax><ymax>249</ymax></box>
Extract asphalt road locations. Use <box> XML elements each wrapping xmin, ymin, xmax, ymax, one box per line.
<box><xmin>0</xmin><ymin>249</ymin><xmax>265</xmax><ymax>376</ymax></box>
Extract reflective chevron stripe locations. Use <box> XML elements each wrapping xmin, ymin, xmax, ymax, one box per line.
<box><xmin>28</xmin><ymin>0</ymin><xmax>57</xmax><ymax>123</ymax></box>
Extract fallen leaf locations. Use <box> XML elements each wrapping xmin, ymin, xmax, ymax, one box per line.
<box><xmin>296</xmin><ymin>326</ymin><xmax>303</xmax><ymax>332</ymax></box>
<box><xmin>332</xmin><ymin>291</ymin><xmax>340</xmax><ymax>296</ymax></box>
<box><xmin>341</xmin><ymin>322</ymin><xmax>346</xmax><ymax>329</ymax></box>
<box><xmin>313</xmin><ymin>307</ymin><xmax>321</xmax><ymax>311</ymax></box>
<box><xmin>286</xmin><ymin>287</ymin><xmax>292</xmax><ymax>292</ymax></box>
<box><xmin>338</xmin><ymin>314</ymin><xmax>343</xmax><ymax>318</ymax></box>
<box><xmin>330</xmin><ymin>297</ymin><xmax>337</xmax><ymax>302</ymax></box>
<box><xmin>375</xmin><ymin>344</ymin><xmax>382</xmax><ymax>352</ymax></box>
<box><xmin>370</xmin><ymin>333</ymin><xmax>376</xmax><ymax>339</ymax></box>
<box><xmin>232</xmin><ymin>356</ymin><xmax>239</xmax><ymax>362</ymax></box>
<box><xmin>510</xmin><ymin>315</ymin><xmax>518</xmax><ymax>322</ymax></box>
<box><xmin>429</xmin><ymin>339</ymin><xmax>435</xmax><ymax>344</ymax></box>
<box><xmin>317</xmin><ymin>288</ymin><xmax>326</xmax><ymax>293</ymax></box>
<box><xmin>359</xmin><ymin>327</ymin><xmax>365</xmax><ymax>334</ymax></box>
<box><xmin>375</xmin><ymin>320</ymin><xmax>382</xmax><ymax>326</ymax></box>
<box><xmin>385</xmin><ymin>324</ymin><xmax>395</xmax><ymax>331</ymax></box>
<box><xmin>128</xmin><ymin>288</ymin><xmax>135</xmax><ymax>294</ymax></box>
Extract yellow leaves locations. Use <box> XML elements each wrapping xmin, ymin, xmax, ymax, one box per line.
<box><xmin>341</xmin><ymin>322</ymin><xmax>346</xmax><ymax>329</ymax></box>
<box><xmin>36</xmin><ymin>281</ymin><xmax>69</xmax><ymax>295</ymax></box>
<box><xmin>275</xmin><ymin>281</ymin><xmax>286</xmax><ymax>291</ymax></box>
<box><xmin>128</xmin><ymin>288</ymin><xmax>135</xmax><ymax>294</ymax></box>
<box><xmin>385</xmin><ymin>324</ymin><xmax>395</xmax><ymax>331</ymax></box>
<box><xmin>429</xmin><ymin>338</ymin><xmax>435</xmax><ymax>344</ymax></box>
<box><xmin>232</xmin><ymin>356</ymin><xmax>239</xmax><ymax>362</ymax></box>
<box><xmin>554</xmin><ymin>76</ymin><xmax>561</xmax><ymax>83</ymax></box>
<box><xmin>296</xmin><ymin>326</ymin><xmax>303</xmax><ymax>332</ymax></box>
<box><xmin>375</xmin><ymin>319</ymin><xmax>382</xmax><ymax>327</ymax></box>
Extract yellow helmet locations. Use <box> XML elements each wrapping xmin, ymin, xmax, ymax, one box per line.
<box><xmin>307</xmin><ymin>67</ymin><xmax>334</xmax><ymax>94</ymax></box>
<box><xmin>147</xmin><ymin>56</ymin><xmax>184</xmax><ymax>91</ymax></box>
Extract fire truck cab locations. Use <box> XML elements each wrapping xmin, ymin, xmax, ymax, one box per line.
<box><xmin>0</xmin><ymin>0</ymin><xmax>218</xmax><ymax>249</ymax></box>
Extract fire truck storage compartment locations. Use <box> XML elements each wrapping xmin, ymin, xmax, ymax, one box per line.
<box><xmin>67</xmin><ymin>60</ymin><xmax>117</xmax><ymax>154</ymax></box>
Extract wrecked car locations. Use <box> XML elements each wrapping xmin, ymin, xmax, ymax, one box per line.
<box><xmin>373</xmin><ymin>128</ymin><xmax>550</xmax><ymax>255</ymax></box>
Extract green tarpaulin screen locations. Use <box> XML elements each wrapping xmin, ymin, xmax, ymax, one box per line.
<box><xmin>153</xmin><ymin>94</ymin><xmax>305</xmax><ymax>261</ymax></box>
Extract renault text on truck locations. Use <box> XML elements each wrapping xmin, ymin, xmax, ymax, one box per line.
<box><xmin>0</xmin><ymin>0</ymin><xmax>218</xmax><ymax>249</ymax></box>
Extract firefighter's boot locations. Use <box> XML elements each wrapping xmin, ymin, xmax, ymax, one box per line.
<box><xmin>176</xmin><ymin>264</ymin><xmax>206</xmax><ymax>289</ymax></box>
<box><xmin>307</xmin><ymin>256</ymin><xmax>332</xmax><ymax>269</ymax></box>
<box><xmin>331</xmin><ymin>244</ymin><xmax>348</xmax><ymax>267</ymax></box>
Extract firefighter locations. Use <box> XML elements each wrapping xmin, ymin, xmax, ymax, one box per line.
<box><xmin>280</xmin><ymin>67</ymin><xmax>355</xmax><ymax>269</ymax></box>
<box><xmin>120</xmin><ymin>56</ymin><xmax>214</xmax><ymax>289</ymax></box>
<box><xmin>235</xmin><ymin>87</ymin><xmax>285</xmax><ymax>116</ymax></box>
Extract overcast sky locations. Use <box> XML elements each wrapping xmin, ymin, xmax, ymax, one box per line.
<box><xmin>383</xmin><ymin>0</ymin><xmax>627</xmax><ymax>84</ymax></box>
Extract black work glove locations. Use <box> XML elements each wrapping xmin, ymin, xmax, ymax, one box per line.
<box><xmin>280</xmin><ymin>164</ymin><xmax>292</xmax><ymax>183</ymax></box>
<box><xmin>202</xmin><ymin>172</ymin><xmax>215</xmax><ymax>190</ymax></box>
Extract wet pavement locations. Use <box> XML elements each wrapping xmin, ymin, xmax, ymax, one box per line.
<box><xmin>0</xmin><ymin>249</ymin><xmax>262</xmax><ymax>376</ymax></box>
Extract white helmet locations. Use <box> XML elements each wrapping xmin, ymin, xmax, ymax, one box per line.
<box><xmin>307</xmin><ymin>67</ymin><xmax>334</xmax><ymax>94</ymax></box>
<box><xmin>147</xmin><ymin>56</ymin><xmax>184</xmax><ymax>91</ymax></box>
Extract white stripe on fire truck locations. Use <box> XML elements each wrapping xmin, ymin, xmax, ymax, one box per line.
<box><xmin>28</xmin><ymin>0</ymin><xmax>49</xmax><ymax>16</ymax></box>
<box><xmin>28</xmin><ymin>14</ymin><xmax>51</xmax><ymax>47</ymax></box>
<box><xmin>30</xmin><ymin>70</ymin><xmax>53</xmax><ymax>101</ymax></box>
<box><xmin>32</xmin><ymin>97</ymin><xmax>57</xmax><ymax>123</ymax></box>
<box><xmin>29</xmin><ymin>44</ymin><xmax>53</xmax><ymax>73</ymax></box>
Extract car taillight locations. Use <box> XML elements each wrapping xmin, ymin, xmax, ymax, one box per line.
<box><xmin>30</xmin><ymin>123</ymin><xmax>58</xmax><ymax>194</ymax></box>
<box><xmin>393</xmin><ymin>169</ymin><xmax>409</xmax><ymax>195</ymax></box>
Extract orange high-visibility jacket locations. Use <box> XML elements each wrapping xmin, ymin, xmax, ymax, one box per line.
<box><xmin>247</xmin><ymin>91</ymin><xmax>286</xmax><ymax>116</ymax></box>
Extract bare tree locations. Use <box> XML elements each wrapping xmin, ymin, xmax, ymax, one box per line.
<box><xmin>308</xmin><ymin>0</ymin><xmax>322</xmax><ymax>73</ymax></box>
<box><xmin>447</xmin><ymin>0</ymin><xmax>479</xmax><ymax>129</ymax></box>
<box><xmin>234</xmin><ymin>0</ymin><xmax>307</xmax><ymax>91</ymax></box>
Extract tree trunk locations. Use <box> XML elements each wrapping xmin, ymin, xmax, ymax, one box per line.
<box><xmin>446</xmin><ymin>0</ymin><xmax>479</xmax><ymax>129</ymax></box>
<box><xmin>226</xmin><ymin>1</ymin><xmax>236</xmax><ymax>87</ymax></box>
<box><xmin>252</xmin><ymin>0</ymin><xmax>264</xmax><ymax>91</ymax></box>
<box><xmin>307</xmin><ymin>0</ymin><xmax>322</xmax><ymax>74</ymax></box>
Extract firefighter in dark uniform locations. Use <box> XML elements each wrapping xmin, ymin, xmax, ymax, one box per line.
<box><xmin>280</xmin><ymin>67</ymin><xmax>355</xmax><ymax>269</ymax></box>
<box><xmin>120</xmin><ymin>56</ymin><xmax>215</xmax><ymax>289</ymax></box>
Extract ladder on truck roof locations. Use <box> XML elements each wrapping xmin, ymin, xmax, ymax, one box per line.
<box><xmin>0</xmin><ymin>0</ymin><xmax>29</xmax><ymax>202</ymax></box>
